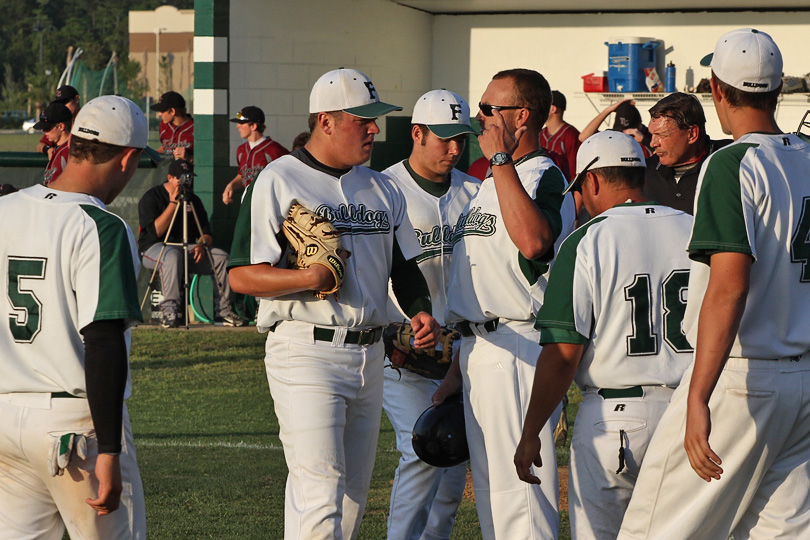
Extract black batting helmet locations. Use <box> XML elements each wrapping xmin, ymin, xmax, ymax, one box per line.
<box><xmin>412</xmin><ymin>393</ymin><xmax>469</xmax><ymax>468</ymax></box>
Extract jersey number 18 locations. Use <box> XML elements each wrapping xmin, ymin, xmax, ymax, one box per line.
<box><xmin>624</xmin><ymin>270</ymin><xmax>692</xmax><ymax>356</ymax></box>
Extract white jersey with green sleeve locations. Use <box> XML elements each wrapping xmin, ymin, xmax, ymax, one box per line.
<box><xmin>445</xmin><ymin>151</ymin><xmax>576</xmax><ymax>323</ymax></box>
<box><xmin>229</xmin><ymin>154</ymin><xmax>423</xmax><ymax>331</ymax></box>
<box><xmin>0</xmin><ymin>184</ymin><xmax>142</xmax><ymax>396</ymax></box>
<box><xmin>536</xmin><ymin>203</ymin><xmax>694</xmax><ymax>389</ymax></box>
<box><xmin>383</xmin><ymin>160</ymin><xmax>480</xmax><ymax>326</ymax></box>
<box><xmin>683</xmin><ymin>133</ymin><xmax>810</xmax><ymax>359</ymax></box>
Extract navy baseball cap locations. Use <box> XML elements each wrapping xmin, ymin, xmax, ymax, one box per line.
<box><xmin>34</xmin><ymin>102</ymin><xmax>72</xmax><ymax>131</ymax></box>
<box><xmin>168</xmin><ymin>159</ymin><xmax>196</xmax><ymax>178</ymax></box>
<box><xmin>150</xmin><ymin>91</ymin><xmax>186</xmax><ymax>112</ymax></box>
<box><xmin>230</xmin><ymin>106</ymin><xmax>265</xmax><ymax>124</ymax></box>
<box><xmin>551</xmin><ymin>90</ymin><xmax>566</xmax><ymax>111</ymax></box>
<box><xmin>53</xmin><ymin>85</ymin><xmax>79</xmax><ymax>104</ymax></box>
<box><xmin>612</xmin><ymin>101</ymin><xmax>642</xmax><ymax>131</ymax></box>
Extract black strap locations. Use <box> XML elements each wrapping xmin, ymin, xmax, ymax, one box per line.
<box><xmin>616</xmin><ymin>429</ymin><xmax>627</xmax><ymax>474</ymax></box>
<box><xmin>52</xmin><ymin>392</ymin><xmax>80</xmax><ymax>399</ymax></box>
<box><xmin>598</xmin><ymin>386</ymin><xmax>643</xmax><ymax>399</ymax></box>
<box><xmin>312</xmin><ymin>326</ymin><xmax>382</xmax><ymax>345</ymax></box>
<box><xmin>455</xmin><ymin>319</ymin><xmax>499</xmax><ymax>337</ymax></box>
<box><xmin>268</xmin><ymin>322</ymin><xmax>382</xmax><ymax>345</ymax></box>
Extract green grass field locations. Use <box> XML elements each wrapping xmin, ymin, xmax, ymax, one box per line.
<box><xmin>126</xmin><ymin>326</ymin><xmax>581</xmax><ymax>539</ymax></box>
<box><xmin>0</xmin><ymin>131</ymin><xmax>43</xmax><ymax>152</ymax></box>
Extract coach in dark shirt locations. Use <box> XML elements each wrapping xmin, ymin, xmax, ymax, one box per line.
<box><xmin>645</xmin><ymin>93</ymin><xmax>730</xmax><ymax>214</ymax></box>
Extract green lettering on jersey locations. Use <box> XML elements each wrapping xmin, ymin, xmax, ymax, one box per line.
<box><xmin>79</xmin><ymin>205</ymin><xmax>142</xmax><ymax>322</ymax></box>
<box><xmin>625</xmin><ymin>274</ymin><xmax>658</xmax><ymax>355</ymax></box>
<box><xmin>663</xmin><ymin>270</ymin><xmax>693</xmax><ymax>352</ymax></box>
<box><xmin>7</xmin><ymin>257</ymin><xmax>46</xmax><ymax>343</ymax></box>
<box><xmin>790</xmin><ymin>197</ymin><xmax>810</xmax><ymax>282</ymax></box>
<box><xmin>625</xmin><ymin>271</ymin><xmax>692</xmax><ymax>355</ymax></box>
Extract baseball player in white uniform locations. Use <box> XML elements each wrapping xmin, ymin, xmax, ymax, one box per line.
<box><xmin>382</xmin><ymin>89</ymin><xmax>480</xmax><ymax>540</ymax></box>
<box><xmin>514</xmin><ymin>131</ymin><xmax>694</xmax><ymax>540</ymax></box>
<box><xmin>0</xmin><ymin>96</ymin><xmax>148</xmax><ymax>540</ymax></box>
<box><xmin>436</xmin><ymin>68</ymin><xmax>576</xmax><ymax>540</ymax></box>
<box><xmin>227</xmin><ymin>68</ymin><xmax>441</xmax><ymax>540</ymax></box>
<box><xmin>618</xmin><ymin>29</ymin><xmax>810</xmax><ymax>540</ymax></box>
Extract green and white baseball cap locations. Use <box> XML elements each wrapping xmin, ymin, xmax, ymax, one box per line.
<box><xmin>309</xmin><ymin>68</ymin><xmax>401</xmax><ymax>118</ymax></box>
<box><xmin>565</xmin><ymin>131</ymin><xmax>645</xmax><ymax>194</ymax></box>
<box><xmin>412</xmin><ymin>89</ymin><xmax>478</xmax><ymax>138</ymax></box>
<box><xmin>72</xmin><ymin>95</ymin><xmax>148</xmax><ymax>148</ymax></box>
<box><xmin>700</xmin><ymin>28</ymin><xmax>782</xmax><ymax>93</ymax></box>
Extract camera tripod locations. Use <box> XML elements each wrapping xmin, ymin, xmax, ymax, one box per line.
<box><xmin>139</xmin><ymin>190</ymin><xmax>229</xmax><ymax>329</ymax></box>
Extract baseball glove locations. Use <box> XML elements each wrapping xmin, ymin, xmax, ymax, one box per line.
<box><xmin>282</xmin><ymin>203</ymin><xmax>347</xmax><ymax>299</ymax></box>
<box><xmin>384</xmin><ymin>322</ymin><xmax>460</xmax><ymax>380</ymax></box>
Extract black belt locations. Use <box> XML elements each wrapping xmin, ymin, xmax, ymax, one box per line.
<box><xmin>598</xmin><ymin>386</ymin><xmax>643</xmax><ymax>399</ymax></box>
<box><xmin>269</xmin><ymin>322</ymin><xmax>382</xmax><ymax>346</ymax></box>
<box><xmin>455</xmin><ymin>319</ymin><xmax>499</xmax><ymax>338</ymax></box>
<box><xmin>312</xmin><ymin>326</ymin><xmax>382</xmax><ymax>345</ymax></box>
<box><xmin>52</xmin><ymin>392</ymin><xmax>80</xmax><ymax>399</ymax></box>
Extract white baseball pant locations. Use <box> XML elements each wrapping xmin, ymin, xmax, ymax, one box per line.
<box><xmin>382</xmin><ymin>367</ymin><xmax>467</xmax><ymax>540</ymax></box>
<box><xmin>0</xmin><ymin>393</ymin><xmax>145</xmax><ymax>540</ymax></box>
<box><xmin>265</xmin><ymin>320</ymin><xmax>385</xmax><ymax>540</ymax></box>
<box><xmin>618</xmin><ymin>355</ymin><xmax>810</xmax><ymax>540</ymax></box>
<box><xmin>568</xmin><ymin>386</ymin><xmax>673</xmax><ymax>539</ymax></box>
<box><xmin>459</xmin><ymin>319</ymin><xmax>561</xmax><ymax>540</ymax></box>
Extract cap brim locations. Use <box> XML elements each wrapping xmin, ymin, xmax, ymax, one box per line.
<box><xmin>343</xmin><ymin>101</ymin><xmax>402</xmax><ymax>119</ymax></box>
<box><xmin>562</xmin><ymin>173</ymin><xmax>584</xmax><ymax>195</ymax></box>
<box><xmin>34</xmin><ymin>121</ymin><xmax>54</xmax><ymax>131</ymax></box>
<box><xmin>229</xmin><ymin>118</ymin><xmax>249</xmax><ymax>123</ymax></box>
<box><xmin>563</xmin><ymin>156</ymin><xmax>600</xmax><ymax>195</ymax></box>
<box><xmin>149</xmin><ymin>104</ymin><xmax>168</xmax><ymax>112</ymax></box>
<box><xmin>428</xmin><ymin>124</ymin><xmax>479</xmax><ymax>138</ymax></box>
<box><xmin>700</xmin><ymin>53</ymin><xmax>713</xmax><ymax>67</ymax></box>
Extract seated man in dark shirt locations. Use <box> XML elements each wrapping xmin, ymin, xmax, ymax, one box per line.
<box><xmin>645</xmin><ymin>92</ymin><xmax>730</xmax><ymax>213</ymax></box>
<box><xmin>138</xmin><ymin>159</ymin><xmax>245</xmax><ymax>327</ymax></box>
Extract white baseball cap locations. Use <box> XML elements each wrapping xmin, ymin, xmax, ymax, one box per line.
<box><xmin>565</xmin><ymin>131</ymin><xmax>646</xmax><ymax>194</ymax></box>
<box><xmin>700</xmin><ymin>28</ymin><xmax>783</xmax><ymax>93</ymax></box>
<box><xmin>412</xmin><ymin>89</ymin><xmax>478</xmax><ymax>138</ymax></box>
<box><xmin>72</xmin><ymin>95</ymin><xmax>148</xmax><ymax>148</ymax></box>
<box><xmin>309</xmin><ymin>68</ymin><xmax>402</xmax><ymax>118</ymax></box>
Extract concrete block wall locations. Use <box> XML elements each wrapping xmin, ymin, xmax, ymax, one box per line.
<box><xmin>228</xmin><ymin>0</ymin><xmax>433</xmax><ymax>159</ymax></box>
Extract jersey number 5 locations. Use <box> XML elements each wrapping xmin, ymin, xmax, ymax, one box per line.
<box><xmin>7</xmin><ymin>257</ymin><xmax>46</xmax><ymax>344</ymax></box>
<box><xmin>624</xmin><ymin>270</ymin><xmax>692</xmax><ymax>356</ymax></box>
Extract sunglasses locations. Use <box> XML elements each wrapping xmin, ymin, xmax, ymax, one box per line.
<box><xmin>478</xmin><ymin>104</ymin><xmax>532</xmax><ymax>117</ymax></box>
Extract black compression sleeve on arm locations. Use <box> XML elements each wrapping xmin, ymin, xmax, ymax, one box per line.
<box><xmin>390</xmin><ymin>238</ymin><xmax>432</xmax><ymax>318</ymax></box>
<box><xmin>81</xmin><ymin>319</ymin><xmax>128</xmax><ymax>454</ymax></box>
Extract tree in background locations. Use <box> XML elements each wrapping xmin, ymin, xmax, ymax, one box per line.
<box><xmin>0</xmin><ymin>0</ymin><xmax>193</xmax><ymax>113</ymax></box>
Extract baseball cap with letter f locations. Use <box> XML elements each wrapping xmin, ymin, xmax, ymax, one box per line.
<box><xmin>412</xmin><ymin>89</ymin><xmax>478</xmax><ymax>138</ymax></box>
<box><xmin>309</xmin><ymin>68</ymin><xmax>401</xmax><ymax>118</ymax></box>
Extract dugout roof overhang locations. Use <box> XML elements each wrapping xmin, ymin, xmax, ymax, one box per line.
<box><xmin>393</xmin><ymin>0</ymin><xmax>810</xmax><ymax>13</ymax></box>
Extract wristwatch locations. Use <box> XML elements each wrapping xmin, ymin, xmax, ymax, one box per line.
<box><xmin>489</xmin><ymin>151</ymin><xmax>512</xmax><ymax>167</ymax></box>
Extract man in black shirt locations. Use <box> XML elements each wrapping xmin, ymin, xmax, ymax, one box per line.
<box><xmin>645</xmin><ymin>93</ymin><xmax>730</xmax><ymax>213</ymax></box>
<box><xmin>138</xmin><ymin>159</ymin><xmax>244</xmax><ymax>327</ymax></box>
